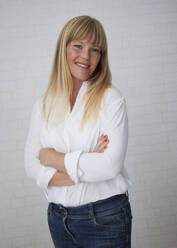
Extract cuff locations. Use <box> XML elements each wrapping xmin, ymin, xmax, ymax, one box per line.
<box><xmin>64</xmin><ymin>150</ymin><xmax>84</xmax><ymax>184</ymax></box>
<box><xmin>36</xmin><ymin>166</ymin><xmax>57</xmax><ymax>191</ymax></box>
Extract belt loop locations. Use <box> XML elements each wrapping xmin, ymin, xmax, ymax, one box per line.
<box><xmin>89</xmin><ymin>203</ymin><xmax>95</xmax><ymax>218</ymax></box>
<box><xmin>126</xmin><ymin>190</ymin><xmax>129</xmax><ymax>197</ymax></box>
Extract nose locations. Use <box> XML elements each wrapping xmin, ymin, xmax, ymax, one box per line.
<box><xmin>81</xmin><ymin>48</ymin><xmax>89</xmax><ymax>60</ymax></box>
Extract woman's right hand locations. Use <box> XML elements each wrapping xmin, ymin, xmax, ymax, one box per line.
<box><xmin>48</xmin><ymin>171</ymin><xmax>75</xmax><ymax>186</ymax></box>
<box><xmin>93</xmin><ymin>134</ymin><xmax>109</xmax><ymax>153</ymax></box>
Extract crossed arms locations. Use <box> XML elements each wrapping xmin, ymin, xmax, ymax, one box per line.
<box><xmin>39</xmin><ymin>133</ymin><xmax>109</xmax><ymax>186</ymax></box>
<box><xmin>24</xmin><ymin>94</ymin><xmax>128</xmax><ymax>190</ymax></box>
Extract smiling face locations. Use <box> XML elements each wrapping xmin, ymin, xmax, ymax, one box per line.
<box><xmin>66</xmin><ymin>39</ymin><xmax>101</xmax><ymax>85</ymax></box>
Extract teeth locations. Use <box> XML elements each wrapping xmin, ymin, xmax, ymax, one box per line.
<box><xmin>77</xmin><ymin>63</ymin><xmax>89</xmax><ymax>68</ymax></box>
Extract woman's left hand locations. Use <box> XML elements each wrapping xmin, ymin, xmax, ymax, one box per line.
<box><xmin>39</xmin><ymin>147</ymin><xmax>55</xmax><ymax>166</ymax></box>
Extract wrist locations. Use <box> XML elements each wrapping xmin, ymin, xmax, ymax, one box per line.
<box><xmin>48</xmin><ymin>171</ymin><xmax>74</xmax><ymax>186</ymax></box>
<box><xmin>40</xmin><ymin>147</ymin><xmax>67</xmax><ymax>173</ymax></box>
<box><xmin>51</xmin><ymin>150</ymin><xmax>66</xmax><ymax>173</ymax></box>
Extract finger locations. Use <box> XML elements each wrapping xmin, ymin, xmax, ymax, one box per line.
<box><xmin>100</xmin><ymin>136</ymin><xmax>109</xmax><ymax>146</ymax></box>
<box><xmin>100</xmin><ymin>143</ymin><xmax>107</xmax><ymax>150</ymax></box>
<box><xmin>101</xmin><ymin>139</ymin><xmax>109</xmax><ymax>150</ymax></box>
<box><xmin>96</xmin><ymin>137</ymin><xmax>109</xmax><ymax>151</ymax></box>
<box><xmin>96</xmin><ymin>137</ymin><xmax>105</xmax><ymax>149</ymax></box>
<box><xmin>94</xmin><ymin>135</ymin><xmax>108</xmax><ymax>152</ymax></box>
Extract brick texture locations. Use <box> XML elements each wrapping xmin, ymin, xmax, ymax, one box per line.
<box><xmin>1</xmin><ymin>0</ymin><xmax>177</xmax><ymax>247</ymax></box>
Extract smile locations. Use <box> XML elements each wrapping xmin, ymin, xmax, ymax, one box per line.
<box><xmin>76</xmin><ymin>62</ymin><xmax>90</xmax><ymax>69</ymax></box>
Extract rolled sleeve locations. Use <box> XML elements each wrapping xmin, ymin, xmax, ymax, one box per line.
<box><xmin>36</xmin><ymin>166</ymin><xmax>57</xmax><ymax>191</ymax></box>
<box><xmin>64</xmin><ymin>150</ymin><xmax>84</xmax><ymax>184</ymax></box>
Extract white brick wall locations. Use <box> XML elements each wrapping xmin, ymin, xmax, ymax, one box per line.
<box><xmin>1</xmin><ymin>0</ymin><xmax>177</xmax><ymax>247</ymax></box>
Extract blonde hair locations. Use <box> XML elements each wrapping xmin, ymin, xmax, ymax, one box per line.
<box><xmin>42</xmin><ymin>15</ymin><xmax>112</xmax><ymax>131</ymax></box>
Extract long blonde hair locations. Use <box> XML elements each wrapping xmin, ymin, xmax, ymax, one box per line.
<box><xmin>42</xmin><ymin>15</ymin><xmax>112</xmax><ymax>131</ymax></box>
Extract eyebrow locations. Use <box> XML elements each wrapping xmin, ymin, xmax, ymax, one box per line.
<box><xmin>73</xmin><ymin>40</ymin><xmax>99</xmax><ymax>47</ymax></box>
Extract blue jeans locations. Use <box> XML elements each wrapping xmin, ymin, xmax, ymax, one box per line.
<box><xmin>47</xmin><ymin>192</ymin><xmax>132</xmax><ymax>248</ymax></box>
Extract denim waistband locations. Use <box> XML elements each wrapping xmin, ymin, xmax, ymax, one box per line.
<box><xmin>49</xmin><ymin>192</ymin><xmax>129</xmax><ymax>219</ymax></box>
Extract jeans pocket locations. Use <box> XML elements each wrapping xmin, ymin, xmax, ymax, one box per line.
<box><xmin>93</xmin><ymin>206</ymin><xmax>127</xmax><ymax>230</ymax></box>
<box><xmin>47</xmin><ymin>204</ymin><xmax>62</xmax><ymax>233</ymax></box>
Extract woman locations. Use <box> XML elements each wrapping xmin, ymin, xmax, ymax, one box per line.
<box><xmin>24</xmin><ymin>15</ymin><xmax>132</xmax><ymax>248</ymax></box>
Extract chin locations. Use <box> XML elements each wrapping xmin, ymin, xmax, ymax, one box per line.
<box><xmin>76</xmin><ymin>76</ymin><xmax>89</xmax><ymax>82</ymax></box>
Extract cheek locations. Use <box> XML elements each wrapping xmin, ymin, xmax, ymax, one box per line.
<box><xmin>66</xmin><ymin>46</ymin><xmax>76</xmax><ymax>64</ymax></box>
<box><xmin>66</xmin><ymin>50</ymin><xmax>72</xmax><ymax>65</ymax></box>
<box><xmin>92</xmin><ymin>56</ymin><xmax>101</xmax><ymax>69</ymax></box>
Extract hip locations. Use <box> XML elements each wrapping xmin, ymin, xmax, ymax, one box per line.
<box><xmin>48</xmin><ymin>192</ymin><xmax>132</xmax><ymax>223</ymax></box>
<box><xmin>47</xmin><ymin>192</ymin><xmax>132</xmax><ymax>247</ymax></box>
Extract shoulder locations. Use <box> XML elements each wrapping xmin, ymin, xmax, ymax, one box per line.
<box><xmin>100</xmin><ymin>85</ymin><xmax>127</xmax><ymax>118</ymax></box>
<box><xmin>104</xmin><ymin>85</ymin><xmax>125</xmax><ymax>105</ymax></box>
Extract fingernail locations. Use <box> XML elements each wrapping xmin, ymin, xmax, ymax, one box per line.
<box><xmin>104</xmin><ymin>145</ymin><xmax>107</xmax><ymax>149</ymax></box>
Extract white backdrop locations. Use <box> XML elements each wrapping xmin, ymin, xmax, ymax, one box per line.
<box><xmin>0</xmin><ymin>0</ymin><xmax>177</xmax><ymax>247</ymax></box>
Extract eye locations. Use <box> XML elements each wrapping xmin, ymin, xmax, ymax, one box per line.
<box><xmin>91</xmin><ymin>48</ymin><xmax>100</xmax><ymax>53</ymax></box>
<box><xmin>74</xmin><ymin>44</ymin><xmax>82</xmax><ymax>49</ymax></box>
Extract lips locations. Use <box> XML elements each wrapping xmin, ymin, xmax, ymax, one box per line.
<box><xmin>76</xmin><ymin>62</ymin><xmax>90</xmax><ymax>69</ymax></box>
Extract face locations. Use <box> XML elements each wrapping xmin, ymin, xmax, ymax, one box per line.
<box><xmin>66</xmin><ymin>39</ymin><xmax>101</xmax><ymax>85</ymax></box>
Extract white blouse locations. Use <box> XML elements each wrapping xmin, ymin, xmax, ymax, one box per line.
<box><xmin>24</xmin><ymin>81</ymin><xmax>132</xmax><ymax>207</ymax></box>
